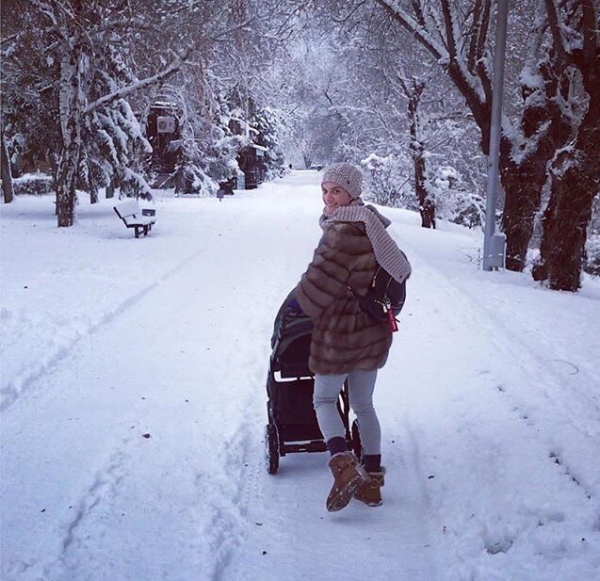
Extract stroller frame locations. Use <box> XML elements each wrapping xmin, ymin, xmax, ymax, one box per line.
<box><xmin>265</xmin><ymin>293</ymin><xmax>361</xmax><ymax>474</ymax></box>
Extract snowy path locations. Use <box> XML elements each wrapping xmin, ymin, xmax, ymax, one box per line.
<box><xmin>2</xmin><ymin>171</ymin><xmax>599</xmax><ymax>581</ymax></box>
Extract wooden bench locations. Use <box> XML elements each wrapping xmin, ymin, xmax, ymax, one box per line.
<box><xmin>113</xmin><ymin>199</ymin><xmax>156</xmax><ymax>238</ymax></box>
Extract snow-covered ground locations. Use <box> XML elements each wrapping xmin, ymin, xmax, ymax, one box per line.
<box><xmin>1</xmin><ymin>170</ymin><xmax>599</xmax><ymax>581</ymax></box>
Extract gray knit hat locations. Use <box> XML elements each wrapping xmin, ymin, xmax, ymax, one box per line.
<box><xmin>321</xmin><ymin>162</ymin><xmax>363</xmax><ymax>199</ymax></box>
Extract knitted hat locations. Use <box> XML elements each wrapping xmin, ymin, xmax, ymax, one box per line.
<box><xmin>321</xmin><ymin>163</ymin><xmax>363</xmax><ymax>199</ymax></box>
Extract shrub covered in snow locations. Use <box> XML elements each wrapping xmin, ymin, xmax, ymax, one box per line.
<box><xmin>361</xmin><ymin>153</ymin><xmax>415</xmax><ymax>209</ymax></box>
<box><xmin>431</xmin><ymin>165</ymin><xmax>486</xmax><ymax>228</ymax></box>
<box><xmin>361</xmin><ymin>154</ymin><xmax>486</xmax><ymax>229</ymax></box>
<box><xmin>13</xmin><ymin>173</ymin><xmax>53</xmax><ymax>196</ymax></box>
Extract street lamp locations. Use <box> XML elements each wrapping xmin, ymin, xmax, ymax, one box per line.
<box><xmin>483</xmin><ymin>0</ymin><xmax>509</xmax><ymax>271</ymax></box>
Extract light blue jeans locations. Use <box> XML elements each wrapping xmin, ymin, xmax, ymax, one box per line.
<box><xmin>313</xmin><ymin>370</ymin><xmax>381</xmax><ymax>455</ymax></box>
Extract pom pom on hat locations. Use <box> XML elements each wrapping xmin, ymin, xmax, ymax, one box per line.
<box><xmin>321</xmin><ymin>162</ymin><xmax>363</xmax><ymax>199</ymax></box>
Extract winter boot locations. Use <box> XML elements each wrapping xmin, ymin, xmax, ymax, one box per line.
<box><xmin>326</xmin><ymin>451</ymin><xmax>367</xmax><ymax>512</ymax></box>
<box><xmin>354</xmin><ymin>468</ymin><xmax>386</xmax><ymax>507</ymax></box>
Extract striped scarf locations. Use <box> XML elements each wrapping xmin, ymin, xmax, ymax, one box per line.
<box><xmin>320</xmin><ymin>202</ymin><xmax>412</xmax><ymax>283</ymax></box>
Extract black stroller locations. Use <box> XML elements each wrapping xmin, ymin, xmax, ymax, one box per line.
<box><xmin>265</xmin><ymin>290</ymin><xmax>361</xmax><ymax>474</ymax></box>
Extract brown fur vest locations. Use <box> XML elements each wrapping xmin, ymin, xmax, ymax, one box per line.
<box><xmin>295</xmin><ymin>220</ymin><xmax>393</xmax><ymax>375</ymax></box>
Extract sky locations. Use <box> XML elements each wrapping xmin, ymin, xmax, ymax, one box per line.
<box><xmin>1</xmin><ymin>170</ymin><xmax>600</xmax><ymax>581</ymax></box>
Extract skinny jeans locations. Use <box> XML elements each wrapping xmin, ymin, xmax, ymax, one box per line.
<box><xmin>313</xmin><ymin>370</ymin><xmax>381</xmax><ymax>456</ymax></box>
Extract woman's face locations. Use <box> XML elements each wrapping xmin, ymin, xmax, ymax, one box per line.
<box><xmin>322</xmin><ymin>182</ymin><xmax>352</xmax><ymax>213</ymax></box>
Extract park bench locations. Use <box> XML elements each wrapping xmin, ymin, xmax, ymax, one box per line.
<box><xmin>113</xmin><ymin>199</ymin><xmax>156</xmax><ymax>238</ymax></box>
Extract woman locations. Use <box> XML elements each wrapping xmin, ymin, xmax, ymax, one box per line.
<box><xmin>295</xmin><ymin>162</ymin><xmax>411</xmax><ymax>512</ymax></box>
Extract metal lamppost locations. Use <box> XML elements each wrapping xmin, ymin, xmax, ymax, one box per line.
<box><xmin>483</xmin><ymin>0</ymin><xmax>509</xmax><ymax>271</ymax></box>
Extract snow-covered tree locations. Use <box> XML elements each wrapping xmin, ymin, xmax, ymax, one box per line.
<box><xmin>251</xmin><ymin>107</ymin><xmax>287</xmax><ymax>179</ymax></box>
<box><xmin>154</xmin><ymin>81</ymin><xmax>247</xmax><ymax>197</ymax></box>
<box><xmin>374</xmin><ymin>0</ymin><xmax>599</xmax><ymax>290</ymax></box>
<box><xmin>290</xmin><ymin>2</ymin><xmax>484</xmax><ymax>228</ymax></box>
<box><xmin>2</xmin><ymin>0</ymin><xmax>187</xmax><ymax>226</ymax></box>
<box><xmin>1</xmin><ymin>3</ymin><xmax>62</xmax><ymax>177</ymax></box>
<box><xmin>138</xmin><ymin>0</ymin><xmax>296</xmax><ymax>194</ymax></box>
<box><xmin>532</xmin><ymin>0</ymin><xmax>600</xmax><ymax>290</ymax></box>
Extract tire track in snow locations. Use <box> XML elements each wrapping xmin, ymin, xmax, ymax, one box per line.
<box><xmin>390</xmin><ymin>222</ymin><xmax>600</xmax><ymax>425</ymax></box>
<box><xmin>0</xmin><ymin>243</ymin><xmax>215</xmax><ymax>412</ymax></box>
<box><xmin>194</xmin><ymin>350</ymin><xmax>263</xmax><ymax>581</ymax></box>
<box><xmin>199</xmin><ymin>416</ymin><xmax>262</xmax><ymax>581</ymax></box>
<box><xmin>58</xmin><ymin>448</ymin><xmax>130</xmax><ymax>555</ymax></box>
<box><xmin>14</xmin><ymin>437</ymin><xmax>135</xmax><ymax>581</ymax></box>
<box><xmin>191</xmin><ymin>203</ymin><xmax>299</xmax><ymax>580</ymax></box>
<box><xmin>198</xmin><ymin>285</ymin><xmax>274</xmax><ymax>581</ymax></box>
<box><xmin>397</xmin><ymin>245</ymin><xmax>600</xmax><ymax>572</ymax></box>
<box><xmin>494</xmin><ymin>381</ymin><xmax>598</xmax><ymax>502</ymax></box>
<box><xmin>429</xmin><ymin>253</ymin><xmax>598</xmax><ymax>484</ymax></box>
<box><xmin>398</xmin><ymin>236</ymin><xmax>600</xmax><ymax>452</ymax></box>
<box><xmin>6</xmin><ymin>212</ymin><xmax>274</xmax><ymax>581</ymax></box>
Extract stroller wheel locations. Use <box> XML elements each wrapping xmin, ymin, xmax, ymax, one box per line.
<box><xmin>265</xmin><ymin>424</ymin><xmax>280</xmax><ymax>474</ymax></box>
<box><xmin>351</xmin><ymin>419</ymin><xmax>362</xmax><ymax>461</ymax></box>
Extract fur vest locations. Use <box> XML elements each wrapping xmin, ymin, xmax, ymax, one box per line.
<box><xmin>295</xmin><ymin>220</ymin><xmax>394</xmax><ymax>375</ymax></box>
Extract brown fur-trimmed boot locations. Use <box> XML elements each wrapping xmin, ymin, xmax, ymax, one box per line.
<box><xmin>326</xmin><ymin>451</ymin><xmax>367</xmax><ymax>512</ymax></box>
<box><xmin>354</xmin><ymin>468</ymin><xmax>385</xmax><ymax>507</ymax></box>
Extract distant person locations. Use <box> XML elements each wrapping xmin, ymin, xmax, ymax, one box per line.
<box><xmin>293</xmin><ymin>162</ymin><xmax>411</xmax><ymax>511</ymax></box>
<box><xmin>216</xmin><ymin>187</ymin><xmax>224</xmax><ymax>201</ymax></box>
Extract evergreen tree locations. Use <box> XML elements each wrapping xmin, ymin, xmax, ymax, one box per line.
<box><xmin>1</xmin><ymin>0</ymin><xmax>188</xmax><ymax>225</ymax></box>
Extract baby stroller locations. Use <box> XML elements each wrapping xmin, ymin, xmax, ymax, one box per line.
<box><xmin>265</xmin><ymin>290</ymin><xmax>361</xmax><ymax>474</ymax></box>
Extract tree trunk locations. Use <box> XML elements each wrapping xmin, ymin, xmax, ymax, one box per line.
<box><xmin>1</xmin><ymin>131</ymin><xmax>14</xmax><ymax>204</ymax></box>
<box><xmin>405</xmin><ymin>79</ymin><xmax>436</xmax><ymax>229</ymax></box>
<box><xmin>420</xmin><ymin>199</ymin><xmax>436</xmax><ymax>229</ymax></box>
<box><xmin>445</xmin><ymin>57</ymin><xmax>547</xmax><ymax>270</ymax></box>
<box><xmin>537</xmin><ymin>83</ymin><xmax>600</xmax><ymax>290</ymax></box>
<box><xmin>106</xmin><ymin>179</ymin><xmax>115</xmax><ymax>199</ymax></box>
<box><xmin>55</xmin><ymin>151</ymin><xmax>79</xmax><ymax>226</ymax></box>
<box><xmin>56</xmin><ymin>46</ymin><xmax>83</xmax><ymax>228</ymax></box>
<box><xmin>499</xmin><ymin>55</ymin><xmax>574</xmax><ymax>271</ymax></box>
<box><xmin>499</xmin><ymin>147</ymin><xmax>546</xmax><ymax>271</ymax></box>
<box><xmin>534</xmin><ymin>0</ymin><xmax>600</xmax><ymax>290</ymax></box>
<box><xmin>535</xmin><ymin>179</ymin><xmax>591</xmax><ymax>291</ymax></box>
